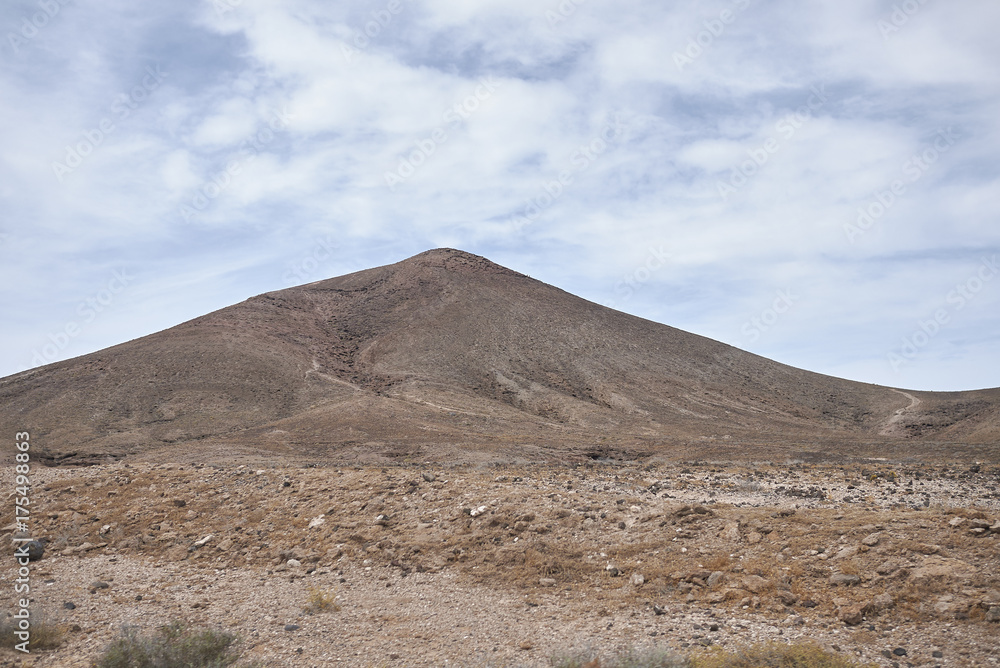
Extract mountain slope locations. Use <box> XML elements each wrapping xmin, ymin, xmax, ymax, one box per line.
<box><xmin>2</xmin><ymin>248</ymin><xmax>998</xmax><ymax>465</ymax></box>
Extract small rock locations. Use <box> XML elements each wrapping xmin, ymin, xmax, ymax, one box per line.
<box><xmin>746</xmin><ymin>531</ymin><xmax>763</xmax><ymax>544</ymax></box>
<box><xmin>170</xmin><ymin>499</ymin><xmax>186</xmax><ymax>507</ymax></box>
<box><xmin>469</xmin><ymin>506</ymin><xmax>488</xmax><ymax>518</ymax></box>
<box><xmin>875</xmin><ymin>560</ymin><xmax>900</xmax><ymax>576</ymax></box>
<box><xmin>706</xmin><ymin>571</ymin><xmax>725</xmax><ymax>588</ymax></box>
<box><xmin>948</xmin><ymin>517</ymin><xmax>967</xmax><ymax>528</ymax></box>
<box><xmin>839</xmin><ymin>604</ymin><xmax>864</xmax><ymax>626</ymax></box>
<box><xmin>190</xmin><ymin>534</ymin><xmax>213</xmax><ymax>551</ymax></box>
<box><xmin>539</xmin><ymin>578</ymin><xmax>557</xmax><ymax>587</ymax></box>
<box><xmin>284</xmin><ymin>624</ymin><xmax>300</xmax><ymax>632</ymax></box>
<box><xmin>606</xmin><ymin>564</ymin><xmax>621</xmax><ymax>577</ymax></box>
<box><xmin>23</xmin><ymin>539</ymin><xmax>47</xmax><ymax>562</ymax></box>
<box><xmin>308</xmin><ymin>515</ymin><xmax>326</xmax><ymax>529</ymax></box>
<box><xmin>287</xmin><ymin>559</ymin><xmax>302</xmax><ymax>568</ymax></box>
<box><xmin>776</xmin><ymin>590</ymin><xmax>798</xmax><ymax>606</ymax></box>
<box><xmin>630</xmin><ymin>573</ymin><xmax>645</xmax><ymax>586</ymax></box>
<box><xmin>861</xmin><ymin>532</ymin><xmax>881</xmax><ymax>547</ymax></box>
<box><xmin>830</xmin><ymin>573</ymin><xmax>861</xmax><ymax>586</ymax></box>
<box><xmin>986</xmin><ymin>606</ymin><xmax>1000</xmax><ymax>623</ymax></box>
<box><xmin>653</xmin><ymin>605</ymin><xmax>667</xmax><ymax>615</ymax></box>
<box><xmin>865</xmin><ymin>592</ymin><xmax>894</xmax><ymax>613</ymax></box>
<box><xmin>892</xmin><ymin>647</ymin><xmax>907</xmax><ymax>657</ymax></box>
<box><xmin>63</xmin><ymin>602</ymin><xmax>76</xmax><ymax>610</ymax></box>
<box><xmin>932</xmin><ymin>651</ymin><xmax>944</xmax><ymax>659</ymax></box>
<box><xmin>91</xmin><ymin>581</ymin><xmax>110</xmax><ymax>590</ymax></box>
<box><xmin>422</xmin><ymin>472</ymin><xmax>436</xmax><ymax>483</ymax></box>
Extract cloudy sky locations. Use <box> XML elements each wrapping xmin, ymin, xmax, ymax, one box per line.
<box><xmin>1</xmin><ymin>0</ymin><xmax>998</xmax><ymax>392</ymax></box>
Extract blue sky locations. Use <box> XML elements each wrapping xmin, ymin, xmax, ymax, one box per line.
<box><xmin>1</xmin><ymin>0</ymin><xmax>998</xmax><ymax>391</ymax></box>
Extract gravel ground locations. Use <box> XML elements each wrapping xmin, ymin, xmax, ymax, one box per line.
<box><xmin>3</xmin><ymin>460</ymin><xmax>1000</xmax><ymax>667</ymax></box>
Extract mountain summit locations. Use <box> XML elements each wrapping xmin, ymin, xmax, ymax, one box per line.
<box><xmin>2</xmin><ymin>248</ymin><xmax>998</xmax><ymax>465</ymax></box>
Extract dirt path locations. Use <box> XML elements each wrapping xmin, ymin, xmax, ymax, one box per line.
<box><xmin>879</xmin><ymin>389</ymin><xmax>922</xmax><ymax>435</ymax></box>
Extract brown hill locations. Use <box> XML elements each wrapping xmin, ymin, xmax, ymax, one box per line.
<box><xmin>2</xmin><ymin>248</ymin><xmax>998</xmax><ymax>465</ymax></box>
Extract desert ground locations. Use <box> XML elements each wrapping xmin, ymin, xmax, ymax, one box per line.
<box><xmin>4</xmin><ymin>456</ymin><xmax>999</xmax><ymax>667</ymax></box>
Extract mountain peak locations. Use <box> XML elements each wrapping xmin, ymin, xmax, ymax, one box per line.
<box><xmin>396</xmin><ymin>248</ymin><xmax>528</xmax><ymax>278</ymax></box>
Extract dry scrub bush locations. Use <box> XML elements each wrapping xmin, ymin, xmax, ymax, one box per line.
<box><xmin>550</xmin><ymin>645</ymin><xmax>690</xmax><ymax>668</ymax></box>
<box><xmin>691</xmin><ymin>642</ymin><xmax>876</xmax><ymax>668</ymax></box>
<box><xmin>304</xmin><ymin>586</ymin><xmax>341</xmax><ymax>614</ymax></box>
<box><xmin>0</xmin><ymin>615</ymin><xmax>63</xmax><ymax>651</ymax></box>
<box><xmin>95</xmin><ymin>621</ymin><xmax>262</xmax><ymax>668</ymax></box>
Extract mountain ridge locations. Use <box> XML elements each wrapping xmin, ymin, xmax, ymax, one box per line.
<box><xmin>2</xmin><ymin>248</ymin><xmax>998</xmax><ymax>465</ymax></box>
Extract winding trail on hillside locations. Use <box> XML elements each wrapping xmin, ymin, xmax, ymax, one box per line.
<box><xmin>879</xmin><ymin>389</ymin><xmax>922</xmax><ymax>435</ymax></box>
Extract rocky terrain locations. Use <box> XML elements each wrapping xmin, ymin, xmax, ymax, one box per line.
<box><xmin>3</xmin><ymin>458</ymin><xmax>999</xmax><ymax>667</ymax></box>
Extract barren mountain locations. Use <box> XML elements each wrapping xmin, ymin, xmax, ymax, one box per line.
<box><xmin>2</xmin><ymin>248</ymin><xmax>998</xmax><ymax>465</ymax></box>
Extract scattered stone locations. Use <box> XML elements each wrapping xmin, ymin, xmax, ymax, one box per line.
<box><xmin>653</xmin><ymin>605</ymin><xmax>667</xmax><ymax>615</ymax></box>
<box><xmin>23</xmin><ymin>539</ymin><xmax>47</xmax><ymax>561</ymax></box>
<box><xmin>469</xmin><ymin>506</ymin><xmax>488</xmax><ymax>518</ymax></box>
<box><xmin>91</xmin><ymin>581</ymin><xmax>110</xmax><ymax>590</ymax></box>
<box><xmin>284</xmin><ymin>624</ymin><xmax>300</xmax><ymax>632</ymax></box>
<box><xmin>746</xmin><ymin>531</ymin><xmax>763</xmax><ymax>544</ymax></box>
<box><xmin>861</xmin><ymin>532</ymin><xmax>881</xmax><ymax>547</ymax></box>
<box><xmin>932</xmin><ymin>651</ymin><xmax>944</xmax><ymax>659</ymax></box>
<box><xmin>892</xmin><ymin>647</ymin><xmax>907</xmax><ymax>657</ymax></box>
<box><xmin>63</xmin><ymin>602</ymin><xmax>76</xmax><ymax>610</ymax></box>
<box><xmin>706</xmin><ymin>571</ymin><xmax>724</xmax><ymax>588</ymax></box>
<box><xmin>986</xmin><ymin>606</ymin><xmax>1000</xmax><ymax>623</ymax></box>
<box><xmin>308</xmin><ymin>515</ymin><xmax>326</xmax><ymax>529</ymax></box>
<box><xmin>865</xmin><ymin>593</ymin><xmax>894</xmax><ymax>614</ymax></box>
<box><xmin>605</xmin><ymin>564</ymin><xmax>621</xmax><ymax>577</ymax></box>
<box><xmin>422</xmin><ymin>472</ymin><xmax>436</xmax><ymax>483</ymax></box>
<box><xmin>741</xmin><ymin>575</ymin><xmax>769</xmax><ymax>594</ymax></box>
<box><xmin>189</xmin><ymin>534</ymin><xmax>213</xmax><ymax>552</ymax></box>
<box><xmin>775</xmin><ymin>590</ymin><xmax>798</xmax><ymax>607</ymax></box>
<box><xmin>630</xmin><ymin>573</ymin><xmax>645</xmax><ymax>586</ymax></box>
<box><xmin>830</xmin><ymin>573</ymin><xmax>861</xmax><ymax>586</ymax></box>
<box><xmin>287</xmin><ymin>559</ymin><xmax>302</xmax><ymax>568</ymax></box>
<box><xmin>838</xmin><ymin>603</ymin><xmax>864</xmax><ymax>626</ymax></box>
<box><xmin>948</xmin><ymin>516</ymin><xmax>967</xmax><ymax>528</ymax></box>
<box><xmin>722</xmin><ymin>522</ymin><xmax>740</xmax><ymax>542</ymax></box>
<box><xmin>875</xmin><ymin>560</ymin><xmax>900</xmax><ymax>576</ymax></box>
<box><xmin>170</xmin><ymin>499</ymin><xmax>186</xmax><ymax>507</ymax></box>
<box><xmin>539</xmin><ymin>578</ymin><xmax>557</xmax><ymax>587</ymax></box>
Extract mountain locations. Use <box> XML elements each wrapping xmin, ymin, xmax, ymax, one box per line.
<box><xmin>2</xmin><ymin>248</ymin><xmax>998</xmax><ymax>465</ymax></box>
